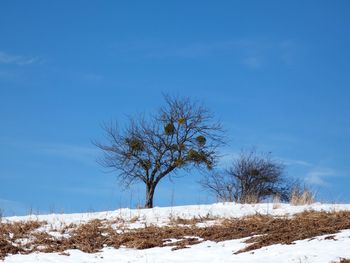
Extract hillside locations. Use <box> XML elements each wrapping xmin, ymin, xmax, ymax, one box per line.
<box><xmin>2</xmin><ymin>203</ymin><xmax>350</xmax><ymax>263</ymax></box>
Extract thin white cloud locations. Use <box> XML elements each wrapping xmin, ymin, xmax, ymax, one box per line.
<box><xmin>242</xmin><ymin>56</ymin><xmax>262</xmax><ymax>69</ymax></box>
<box><xmin>61</xmin><ymin>186</ymin><xmax>111</xmax><ymax>196</ymax></box>
<box><xmin>82</xmin><ymin>73</ymin><xmax>104</xmax><ymax>82</ymax></box>
<box><xmin>111</xmin><ymin>38</ymin><xmax>299</xmax><ymax>69</ymax></box>
<box><xmin>146</xmin><ymin>42</ymin><xmax>219</xmax><ymax>59</ymax></box>
<box><xmin>37</xmin><ymin>143</ymin><xmax>99</xmax><ymax>165</ymax></box>
<box><xmin>144</xmin><ymin>39</ymin><xmax>254</xmax><ymax>59</ymax></box>
<box><xmin>279</xmin><ymin>39</ymin><xmax>298</xmax><ymax>65</ymax></box>
<box><xmin>60</xmin><ymin>180</ymin><xmax>119</xmax><ymax>197</ymax></box>
<box><xmin>218</xmin><ymin>150</ymin><xmax>240</xmax><ymax>168</ymax></box>
<box><xmin>0</xmin><ymin>138</ymin><xmax>98</xmax><ymax>166</ymax></box>
<box><xmin>305</xmin><ymin>168</ymin><xmax>336</xmax><ymax>186</ymax></box>
<box><xmin>279</xmin><ymin>157</ymin><xmax>313</xmax><ymax>167</ymax></box>
<box><xmin>0</xmin><ymin>51</ymin><xmax>41</xmax><ymax>65</ymax></box>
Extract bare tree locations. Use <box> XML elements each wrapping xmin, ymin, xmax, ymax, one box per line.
<box><xmin>201</xmin><ymin>150</ymin><xmax>292</xmax><ymax>203</ymax></box>
<box><xmin>200</xmin><ymin>170</ymin><xmax>236</xmax><ymax>202</ymax></box>
<box><xmin>94</xmin><ymin>96</ymin><xmax>224</xmax><ymax>208</ymax></box>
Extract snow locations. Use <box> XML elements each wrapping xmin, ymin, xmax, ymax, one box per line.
<box><xmin>3</xmin><ymin>202</ymin><xmax>350</xmax><ymax>262</ymax></box>
<box><xmin>5</xmin><ymin>202</ymin><xmax>350</xmax><ymax>229</ymax></box>
<box><xmin>4</xmin><ymin>231</ymin><xmax>350</xmax><ymax>263</ymax></box>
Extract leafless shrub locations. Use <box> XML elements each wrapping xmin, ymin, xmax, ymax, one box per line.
<box><xmin>200</xmin><ymin>170</ymin><xmax>235</xmax><ymax>202</ymax></box>
<box><xmin>201</xmin><ymin>149</ymin><xmax>292</xmax><ymax>203</ymax></box>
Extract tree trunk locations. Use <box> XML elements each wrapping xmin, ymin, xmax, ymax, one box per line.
<box><xmin>145</xmin><ymin>183</ymin><xmax>155</xmax><ymax>208</ymax></box>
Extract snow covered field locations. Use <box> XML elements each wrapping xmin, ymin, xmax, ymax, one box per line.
<box><xmin>5</xmin><ymin>202</ymin><xmax>350</xmax><ymax>229</ymax></box>
<box><xmin>3</xmin><ymin>202</ymin><xmax>350</xmax><ymax>263</ymax></box>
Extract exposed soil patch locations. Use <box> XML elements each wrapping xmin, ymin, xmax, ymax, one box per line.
<box><xmin>1</xmin><ymin>210</ymin><xmax>350</xmax><ymax>260</ymax></box>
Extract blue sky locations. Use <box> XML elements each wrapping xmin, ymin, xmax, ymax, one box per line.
<box><xmin>1</xmin><ymin>1</ymin><xmax>350</xmax><ymax>215</ymax></box>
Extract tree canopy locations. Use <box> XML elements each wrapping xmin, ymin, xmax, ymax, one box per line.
<box><xmin>94</xmin><ymin>96</ymin><xmax>224</xmax><ymax>208</ymax></box>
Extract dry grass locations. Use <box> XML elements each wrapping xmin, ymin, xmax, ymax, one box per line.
<box><xmin>128</xmin><ymin>216</ymin><xmax>139</xmax><ymax>223</ymax></box>
<box><xmin>234</xmin><ymin>210</ymin><xmax>350</xmax><ymax>253</ymax></box>
<box><xmin>0</xmin><ymin>220</ymin><xmax>46</xmax><ymax>260</ymax></box>
<box><xmin>290</xmin><ymin>188</ymin><xmax>315</xmax><ymax>205</ymax></box>
<box><xmin>1</xmin><ymin>211</ymin><xmax>350</xmax><ymax>260</ymax></box>
<box><xmin>239</xmin><ymin>194</ymin><xmax>259</xmax><ymax>204</ymax></box>
<box><xmin>169</xmin><ymin>214</ymin><xmax>217</xmax><ymax>226</ymax></box>
<box><xmin>272</xmin><ymin>195</ymin><xmax>281</xmax><ymax>209</ymax></box>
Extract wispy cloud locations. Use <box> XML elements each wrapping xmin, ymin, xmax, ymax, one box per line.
<box><xmin>278</xmin><ymin>157</ymin><xmax>338</xmax><ymax>187</ymax></box>
<box><xmin>37</xmin><ymin>143</ymin><xmax>99</xmax><ymax>165</ymax></box>
<box><xmin>0</xmin><ymin>51</ymin><xmax>42</xmax><ymax>66</ymax></box>
<box><xmin>305</xmin><ymin>167</ymin><xmax>336</xmax><ymax>186</ymax></box>
<box><xmin>242</xmin><ymin>56</ymin><xmax>262</xmax><ymax>69</ymax></box>
<box><xmin>218</xmin><ymin>150</ymin><xmax>240</xmax><ymax>168</ymax></box>
<box><xmin>61</xmin><ymin>183</ymin><xmax>117</xmax><ymax>197</ymax></box>
<box><xmin>82</xmin><ymin>73</ymin><xmax>104</xmax><ymax>82</ymax></box>
<box><xmin>111</xmin><ymin>38</ymin><xmax>299</xmax><ymax>68</ymax></box>
<box><xmin>0</xmin><ymin>138</ymin><xmax>98</xmax><ymax>166</ymax></box>
<box><xmin>278</xmin><ymin>157</ymin><xmax>313</xmax><ymax>167</ymax></box>
<box><xmin>279</xmin><ymin>39</ymin><xmax>298</xmax><ymax>66</ymax></box>
<box><xmin>218</xmin><ymin>149</ymin><xmax>313</xmax><ymax>169</ymax></box>
<box><xmin>139</xmin><ymin>40</ymin><xmax>251</xmax><ymax>60</ymax></box>
<box><xmin>145</xmin><ymin>42</ymin><xmax>223</xmax><ymax>59</ymax></box>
